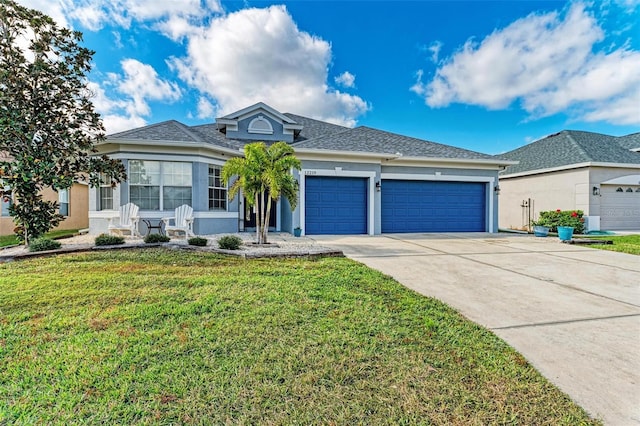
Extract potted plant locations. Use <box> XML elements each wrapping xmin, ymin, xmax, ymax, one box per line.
<box><xmin>293</xmin><ymin>227</ymin><xmax>302</xmax><ymax>237</ymax></box>
<box><xmin>531</xmin><ymin>220</ymin><xmax>550</xmax><ymax>237</ymax></box>
<box><xmin>536</xmin><ymin>209</ymin><xmax>585</xmax><ymax>241</ymax></box>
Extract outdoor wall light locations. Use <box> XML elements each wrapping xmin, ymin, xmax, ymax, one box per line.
<box><xmin>375</xmin><ymin>181</ymin><xmax>381</xmax><ymax>191</ymax></box>
<box><xmin>592</xmin><ymin>186</ymin><xmax>600</xmax><ymax>196</ymax></box>
<box><xmin>494</xmin><ymin>184</ymin><xmax>500</xmax><ymax>195</ymax></box>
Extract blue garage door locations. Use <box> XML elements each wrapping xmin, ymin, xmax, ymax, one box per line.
<box><xmin>305</xmin><ymin>176</ymin><xmax>368</xmax><ymax>235</ymax></box>
<box><xmin>382</xmin><ymin>180</ymin><xmax>486</xmax><ymax>233</ymax></box>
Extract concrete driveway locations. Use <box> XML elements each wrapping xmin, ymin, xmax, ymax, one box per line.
<box><xmin>313</xmin><ymin>233</ymin><xmax>640</xmax><ymax>425</ymax></box>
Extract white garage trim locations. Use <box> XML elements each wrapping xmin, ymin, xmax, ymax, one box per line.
<box><xmin>600</xmin><ymin>175</ymin><xmax>640</xmax><ymax>185</ymax></box>
<box><xmin>300</xmin><ymin>169</ymin><xmax>376</xmax><ymax>236</ymax></box>
<box><xmin>381</xmin><ymin>173</ymin><xmax>496</xmax><ymax>232</ymax></box>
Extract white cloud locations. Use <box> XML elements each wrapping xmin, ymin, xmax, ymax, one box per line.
<box><xmin>413</xmin><ymin>2</ymin><xmax>640</xmax><ymax>125</ymax></box>
<box><xmin>88</xmin><ymin>60</ymin><xmax>182</xmax><ymax>133</ymax></box>
<box><xmin>197</xmin><ymin>97</ymin><xmax>217</xmax><ymax>119</ymax></box>
<box><xmin>18</xmin><ymin>0</ymin><xmax>223</xmax><ymax>39</ymax></box>
<box><xmin>425</xmin><ymin>41</ymin><xmax>443</xmax><ymax>63</ymax></box>
<box><xmin>169</xmin><ymin>5</ymin><xmax>369</xmax><ymax>127</ymax></box>
<box><xmin>335</xmin><ymin>71</ymin><xmax>356</xmax><ymax>88</ymax></box>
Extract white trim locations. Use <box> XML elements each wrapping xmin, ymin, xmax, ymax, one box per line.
<box><xmin>109</xmin><ymin>152</ymin><xmax>228</xmax><ymax>166</ymax></box>
<box><xmin>299</xmin><ymin>169</ymin><xmax>376</xmax><ymax>236</ymax></box>
<box><xmin>100</xmin><ymin>139</ymin><xmax>242</xmax><ymax>157</ymax></box>
<box><xmin>220</xmin><ymin>102</ymin><xmax>298</xmax><ymax>124</ymax></box>
<box><xmin>600</xmin><ymin>175</ymin><xmax>640</xmax><ymax>185</ymax></box>
<box><xmin>90</xmin><ymin>211</ymin><xmax>238</xmax><ymax>220</ymax></box>
<box><xmin>247</xmin><ymin>115</ymin><xmax>274</xmax><ymax>135</ymax></box>
<box><xmin>380</xmin><ymin>173</ymin><xmax>496</xmax><ymax>233</ymax></box>
<box><xmin>501</xmin><ymin>162</ymin><xmax>640</xmax><ymax>179</ymax></box>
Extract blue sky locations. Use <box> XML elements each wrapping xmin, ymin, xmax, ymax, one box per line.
<box><xmin>19</xmin><ymin>0</ymin><xmax>640</xmax><ymax>154</ymax></box>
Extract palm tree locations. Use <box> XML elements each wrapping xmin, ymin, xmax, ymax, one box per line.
<box><xmin>222</xmin><ymin>141</ymin><xmax>301</xmax><ymax>244</ymax></box>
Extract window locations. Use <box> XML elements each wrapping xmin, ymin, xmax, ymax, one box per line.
<box><xmin>99</xmin><ymin>174</ymin><xmax>113</xmax><ymax>210</ymax></box>
<box><xmin>58</xmin><ymin>188</ymin><xmax>69</xmax><ymax>216</ymax></box>
<box><xmin>248</xmin><ymin>115</ymin><xmax>274</xmax><ymax>135</ymax></box>
<box><xmin>129</xmin><ymin>160</ymin><xmax>192</xmax><ymax>210</ymax></box>
<box><xmin>208</xmin><ymin>165</ymin><xmax>227</xmax><ymax>210</ymax></box>
<box><xmin>1</xmin><ymin>195</ymin><xmax>11</xmax><ymax>217</ymax></box>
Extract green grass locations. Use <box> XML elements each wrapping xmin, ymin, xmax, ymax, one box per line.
<box><xmin>0</xmin><ymin>249</ymin><xmax>600</xmax><ymax>425</ymax></box>
<box><xmin>0</xmin><ymin>229</ymin><xmax>79</xmax><ymax>247</ymax></box>
<box><xmin>585</xmin><ymin>234</ymin><xmax>640</xmax><ymax>255</ymax></box>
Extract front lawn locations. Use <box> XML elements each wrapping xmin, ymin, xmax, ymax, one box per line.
<box><xmin>586</xmin><ymin>234</ymin><xmax>640</xmax><ymax>255</ymax></box>
<box><xmin>0</xmin><ymin>229</ymin><xmax>80</xmax><ymax>247</ymax></box>
<box><xmin>0</xmin><ymin>249</ymin><xmax>599</xmax><ymax>424</ymax></box>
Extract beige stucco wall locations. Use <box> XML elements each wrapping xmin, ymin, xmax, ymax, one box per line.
<box><xmin>499</xmin><ymin>168</ymin><xmax>590</xmax><ymax>230</ymax></box>
<box><xmin>0</xmin><ymin>183</ymin><xmax>88</xmax><ymax>236</ymax></box>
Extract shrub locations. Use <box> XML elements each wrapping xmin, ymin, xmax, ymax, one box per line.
<box><xmin>536</xmin><ymin>209</ymin><xmax>585</xmax><ymax>234</ymax></box>
<box><xmin>144</xmin><ymin>234</ymin><xmax>170</xmax><ymax>244</ymax></box>
<box><xmin>94</xmin><ymin>233</ymin><xmax>125</xmax><ymax>246</ymax></box>
<box><xmin>28</xmin><ymin>237</ymin><xmax>62</xmax><ymax>252</ymax></box>
<box><xmin>218</xmin><ymin>235</ymin><xmax>242</xmax><ymax>250</ymax></box>
<box><xmin>188</xmin><ymin>237</ymin><xmax>208</xmax><ymax>247</ymax></box>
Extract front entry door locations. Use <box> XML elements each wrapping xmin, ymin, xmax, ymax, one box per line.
<box><xmin>244</xmin><ymin>195</ymin><xmax>277</xmax><ymax>229</ymax></box>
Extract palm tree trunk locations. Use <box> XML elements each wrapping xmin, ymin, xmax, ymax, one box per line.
<box><xmin>254</xmin><ymin>192</ymin><xmax>260</xmax><ymax>244</ymax></box>
<box><xmin>263</xmin><ymin>196</ymin><xmax>272</xmax><ymax>245</ymax></box>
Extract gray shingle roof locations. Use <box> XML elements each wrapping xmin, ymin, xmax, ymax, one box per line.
<box><xmin>283</xmin><ymin>113</ymin><xmax>348</xmax><ymax>141</ymax></box>
<box><xmin>108</xmin><ymin>120</ymin><xmax>202</xmax><ymax>143</ymax></box>
<box><xmin>292</xmin><ymin>126</ymin><xmax>497</xmax><ymax>160</ymax></box>
<box><xmin>500</xmin><ymin>130</ymin><xmax>640</xmax><ymax>175</ymax></box>
<box><xmin>617</xmin><ymin>132</ymin><xmax>640</xmax><ymax>150</ymax></box>
<box><xmin>107</xmin><ymin>114</ymin><xmax>498</xmax><ymax>161</ymax></box>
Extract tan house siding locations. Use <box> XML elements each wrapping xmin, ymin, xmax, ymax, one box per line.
<box><xmin>499</xmin><ymin>168</ymin><xmax>589</xmax><ymax>230</ymax></box>
<box><xmin>0</xmin><ymin>183</ymin><xmax>88</xmax><ymax>236</ymax></box>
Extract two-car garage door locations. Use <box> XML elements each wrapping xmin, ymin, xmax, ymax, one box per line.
<box><xmin>304</xmin><ymin>176</ymin><xmax>487</xmax><ymax>235</ymax></box>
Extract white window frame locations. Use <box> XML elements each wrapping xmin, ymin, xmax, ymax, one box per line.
<box><xmin>129</xmin><ymin>160</ymin><xmax>192</xmax><ymax>211</ymax></box>
<box><xmin>58</xmin><ymin>188</ymin><xmax>69</xmax><ymax>217</ymax></box>
<box><xmin>208</xmin><ymin>165</ymin><xmax>228</xmax><ymax>211</ymax></box>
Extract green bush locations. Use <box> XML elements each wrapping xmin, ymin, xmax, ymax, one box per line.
<box><xmin>94</xmin><ymin>233</ymin><xmax>125</xmax><ymax>246</ymax></box>
<box><xmin>536</xmin><ymin>209</ymin><xmax>585</xmax><ymax>234</ymax></box>
<box><xmin>218</xmin><ymin>235</ymin><xmax>242</xmax><ymax>250</ymax></box>
<box><xmin>144</xmin><ymin>233</ymin><xmax>170</xmax><ymax>244</ymax></box>
<box><xmin>188</xmin><ymin>237</ymin><xmax>208</xmax><ymax>247</ymax></box>
<box><xmin>28</xmin><ymin>237</ymin><xmax>62</xmax><ymax>252</ymax></box>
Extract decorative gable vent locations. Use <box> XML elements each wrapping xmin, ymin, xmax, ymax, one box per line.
<box><xmin>248</xmin><ymin>115</ymin><xmax>274</xmax><ymax>135</ymax></box>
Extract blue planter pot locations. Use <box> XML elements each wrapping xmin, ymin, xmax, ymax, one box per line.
<box><xmin>557</xmin><ymin>226</ymin><xmax>574</xmax><ymax>241</ymax></box>
<box><xmin>533</xmin><ymin>226</ymin><xmax>549</xmax><ymax>237</ymax></box>
<box><xmin>293</xmin><ymin>228</ymin><xmax>302</xmax><ymax>237</ymax></box>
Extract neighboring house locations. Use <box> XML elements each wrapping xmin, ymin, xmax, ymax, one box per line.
<box><xmin>0</xmin><ymin>183</ymin><xmax>89</xmax><ymax>236</ymax></box>
<box><xmin>89</xmin><ymin>102</ymin><xmax>514</xmax><ymax>236</ymax></box>
<box><xmin>499</xmin><ymin>130</ymin><xmax>640</xmax><ymax>231</ymax></box>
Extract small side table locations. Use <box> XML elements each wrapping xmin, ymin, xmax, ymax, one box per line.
<box><xmin>142</xmin><ymin>219</ymin><xmax>164</xmax><ymax>236</ymax></box>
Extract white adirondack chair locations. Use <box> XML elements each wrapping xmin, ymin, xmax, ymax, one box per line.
<box><xmin>107</xmin><ymin>203</ymin><xmax>140</xmax><ymax>237</ymax></box>
<box><xmin>162</xmin><ymin>204</ymin><xmax>195</xmax><ymax>238</ymax></box>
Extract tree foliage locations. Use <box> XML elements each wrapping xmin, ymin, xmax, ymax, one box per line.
<box><xmin>222</xmin><ymin>141</ymin><xmax>301</xmax><ymax>244</ymax></box>
<box><xmin>0</xmin><ymin>0</ymin><xmax>126</xmax><ymax>243</ymax></box>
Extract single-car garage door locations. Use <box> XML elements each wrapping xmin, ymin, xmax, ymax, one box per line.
<box><xmin>305</xmin><ymin>176</ymin><xmax>368</xmax><ymax>235</ymax></box>
<box><xmin>382</xmin><ymin>180</ymin><xmax>486</xmax><ymax>233</ymax></box>
<box><xmin>600</xmin><ymin>184</ymin><xmax>640</xmax><ymax>230</ymax></box>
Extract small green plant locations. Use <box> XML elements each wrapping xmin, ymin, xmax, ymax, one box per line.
<box><xmin>188</xmin><ymin>237</ymin><xmax>208</xmax><ymax>247</ymax></box>
<box><xmin>144</xmin><ymin>234</ymin><xmax>170</xmax><ymax>244</ymax></box>
<box><xmin>28</xmin><ymin>237</ymin><xmax>62</xmax><ymax>252</ymax></box>
<box><xmin>94</xmin><ymin>233</ymin><xmax>125</xmax><ymax>246</ymax></box>
<box><xmin>218</xmin><ymin>235</ymin><xmax>242</xmax><ymax>250</ymax></box>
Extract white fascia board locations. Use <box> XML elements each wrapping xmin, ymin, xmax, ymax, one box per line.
<box><xmin>222</xmin><ymin>102</ymin><xmax>297</xmax><ymax>124</ymax></box>
<box><xmin>215</xmin><ymin>118</ymin><xmax>236</xmax><ymax>125</ymax></box>
<box><xmin>387</xmin><ymin>156</ymin><xmax>517</xmax><ymax>168</ymax></box>
<box><xmin>100</xmin><ymin>138</ymin><xmax>242</xmax><ymax>157</ymax></box>
<box><xmin>283</xmin><ymin>123</ymin><xmax>304</xmax><ymax>131</ymax></box>
<box><xmin>501</xmin><ymin>162</ymin><xmax>640</xmax><ymax>179</ymax></box>
<box><xmin>600</xmin><ymin>174</ymin><xmax>640</xmax><ymax>185</ymax></box>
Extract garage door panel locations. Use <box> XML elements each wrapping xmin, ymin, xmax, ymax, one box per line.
<box><xmin>382</xmin><ymin>180</ymin><xmax>486</xmax><ymax>233</ymax></box>
<box><xmin>600</xmin><ymin>185</ymin><xmax>640</xmax><ymax>230</ymax></box>
<box><xmin>306</xmin><ymin>176</ymin><xmax>368</xmax><ymax>235</ymax></box>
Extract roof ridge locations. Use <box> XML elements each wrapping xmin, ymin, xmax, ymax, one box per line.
<box><xmin>562</xmin><ymin>130</ymin><xmax>592</xmax><ymax>161</ymax></box>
